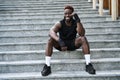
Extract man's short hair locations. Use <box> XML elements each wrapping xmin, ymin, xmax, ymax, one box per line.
<box><xmin>64</xmin><ymin>5</ymin><xmax>74</xmax><ymax>12</ymax></box>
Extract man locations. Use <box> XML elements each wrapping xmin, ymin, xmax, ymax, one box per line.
<box><xmin>41</xmin><ymin>5</ymin><xmax>96</xmax><ymax>76</ymax></box>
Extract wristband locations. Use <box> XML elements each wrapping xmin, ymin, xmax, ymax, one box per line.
<box><xmin>74</xmin><ymin>13</ymin><xmax>80</xmax><ymax>22</ymax></box>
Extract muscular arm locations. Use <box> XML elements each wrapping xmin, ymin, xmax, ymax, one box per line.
<box><xmin>49</xmin><ymin>22</ymin><xmax>61</xmax><ymax>41</ymax></box>
<box><xmin>76</xmin><ymin>22</ymin><xmax>85</xmax><ymax>37</ymax></box>
<box><xmin>72</xmin><ymin>13</ymin><xmax>85</xmax><ymax>36</ymax></box>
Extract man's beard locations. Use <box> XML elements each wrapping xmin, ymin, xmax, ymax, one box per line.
<box><xmin>64</xmin><ymin>17</ymin><xmax>73</xmax><ymax>22</ymax></box>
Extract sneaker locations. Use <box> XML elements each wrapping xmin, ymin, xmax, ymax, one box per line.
<box><xmin>41</xmin><ymin>64</ymin><xmax>51</xmax><ymax>76</ymax></box>
<box><xmin>86</xmin><ymin>63</ymin><xmax>96</xmax><ymax>74</ymax></box>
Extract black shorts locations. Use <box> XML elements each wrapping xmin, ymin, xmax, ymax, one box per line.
<box><xmin>56</xmin><ymin>39</ymin><xmax>76</xmax><ymax>51</ymax></box>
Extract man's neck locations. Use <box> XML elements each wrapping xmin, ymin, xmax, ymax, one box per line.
<box><xmin>65</xmin><ymin>20</ymin><xmax>72</xmax><ymax>27</ymax></box>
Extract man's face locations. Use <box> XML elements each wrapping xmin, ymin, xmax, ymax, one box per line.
<box><xmin>64</xmin><ymin>9</ymin><xmax>73</xmax><ymax>22</ymax></box>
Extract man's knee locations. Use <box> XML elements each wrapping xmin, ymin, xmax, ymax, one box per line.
<box><xmin>76</xmin><ymin>36</ymin><xmax>89</xmax><ymax>46</ymax></box>
<box><xmin>81</xmin><ymin>36</ymin><xmax>87</xmax><ymax>42</ymax></box>
<box><xmin>47</xmin><ymin>38</ymin><xmax>59</xmax><ymax>47</ymax></box>
<box><xmin>77</xmin><ymin>36</ymin><xmax>86</xmax><ymax>42</ymax></box>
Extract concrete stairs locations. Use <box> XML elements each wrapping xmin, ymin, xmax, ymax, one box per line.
<box><xmin>0</xmin><ymin>0</ymin><xmax>120</xmax><ymax>80</ymax></box>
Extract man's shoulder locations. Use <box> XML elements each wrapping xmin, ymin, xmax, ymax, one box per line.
<box><xmin>60</xmin><ymin>19</ymin><xmax>65</xmax><ymax>24</ymax></box>
<box><xmin>55</xmin><ymin>21</ymin><xmax>60</xmax><ymax>25</ymax></box>
<box><xmin>60</xmin><ymin>18</ymin><xmax>64</xmax><ymax>21</ymax></box>
<box><xmin>54</xmin><ymin>19</ymin><xmax>64</xmax><ymax>25</ymax></box>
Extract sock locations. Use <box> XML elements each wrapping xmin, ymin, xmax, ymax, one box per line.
<box><xmin>45</xmin><ymin>56</ymin><xmax>51</xmax><ymax>66</ymax></box>
<box><xmin>84</xmin><ymin>54</ymin><xmax>91</xmax><ymax>65</ymax></box>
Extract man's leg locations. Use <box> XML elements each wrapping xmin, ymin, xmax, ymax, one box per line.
<box><xmin>75</xmin><ymin>36</ymin><xmax>96</xmax><ymax>74</ymax></box>
<box><xmin>41</xmin><ymin>38</ymin><xmax>60</xmax><ymax>76</ymax></box>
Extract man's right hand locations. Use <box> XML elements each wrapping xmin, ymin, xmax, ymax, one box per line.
<box><xmin>71</xmin><ymin>13</ymin><xmax>80</xmax><ymax>23</ymax></box>
<box><xmin>58</xmin><ymin>38</ymin><xmax>65</xmax><ymax>47</ymax></box>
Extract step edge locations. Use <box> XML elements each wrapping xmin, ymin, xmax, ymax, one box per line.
<box><xmin>0</xmin><ymin>70</ymin><xmax>120</xmax><ymax>79</ymax></box>
<box><xmin>0</xmin><ymin>48</ymin><xmax>120</xmax><ymax>54</ymax></box>
<box><xmin>0</xmin><ymin>58</ymin><xmax>120</xmax><ymax>65</ymax></box>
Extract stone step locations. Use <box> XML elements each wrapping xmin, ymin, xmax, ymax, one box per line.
<box><xmin>0</xmin><ymin>10</ymin><xmax>99</xmax><ymax>16</ymax></box>
<box><xmin>0</xmin><ymin>7</ymin><xmax>94</xmax><ymax>11</ymax></box>
<box><xmin>0</xmin><ymin>5</ymin><xmax>97</xmax><ymax>12</ymax></box>
<box><xmin>0</xmin><ymin>0</ymin><xmax>86</xmax><ymax>1</ymax></box>
<box><xmin>0</xmin><ymin>0</ymin><xmax>90</xmax><ymax>5</ymax></box>
<box><xmin>0</xmin><ymin>33</ymin><xmax>120</xmax><ymax>43</ymax></box>
<box><xmin>16</xmin><ymin>0</ymin><xmax>88</xmax><ymax>3</ymax></box>
<box><xmin>85</xmin><ymin>27</ymin><xmax>120</xmax><ymax>33</ymax></box>
<box><xmin>1</xmin><ymin>15</ymin><xmax>104</xmax><ymax>23</ymax></box>
<box><xmin>0</xmin><ymin>8</ymin><xmax>98</xmax><ymax>13</ymax></box>
<box><xmin>0</xmin><ymin>0</ymin><xmax>88</xmax><ymax>3</ymax></box>
<box><xmin>0</xmin><ymin>27</ymin><xmax>119</xmax><ymax>36</ymax></box>
<box><xmin>0</xmin><ymin>1</ymin><xmax>90</xmax><ymax>5</ymax></box>
<box><xmin>0</xmin><ymin>40</ymin><xmax>120</xmax><ymax>51</ymax></box>
<box><xmin>0</xmin><ymin>13</ymin><xmax>99</xmax><ymax>18</ymax></box>
<box><xmin>0</xmin><ymin>0</ymin><xmax>90</xmax><ymax>6</ymax></box>
<box><xmin>83</xmin><ymin>21</ymin><xmax>120</xmax><ymax>27</ymax></box>
<box><xmin>86</xmin><ymin>33</ymin><xmax>120</xmax><ymax>40</ymax></box>
<box><xmin>0</xmin><ymin>48</ymin><xmax>120</xmax><ymax>61</ymax></box>
<box><xmin>1</xmin><ymin>1</ymin><xmax>85</xmax><ymax>6</ymax></box>
<box><xmin>0</xmin><ymin>58</ymin><xmax>120</xmax><ymax>73</ymax></box>
<box><xmin>0</xmin><ymin>20</ymin><xmax>119</xmax><ymax>26</ymax></box>
<box><xmin>0</xmin><ymin>8</ymin><xmax>93</xmax><ymax>13</ymax></box>
<box><xmin>0</xmin><ymin>23</ymin><xmax>119</xmax><ymax>30</ymax></box>
<box><xmin>0</xmin><ymin>19</ymin><xmax>119</xmax><ymax>25</ymax></box>
<box><xmin>0</xmin><ymin>70</ymin><xmax>119</xmax><ymax>80</ymax></box>
<box><xmin>0</xmin><ymin>14</ymin><xmax>103</xmax><ymax>20</ymax></box>
<box><xmin>0</xmin><ymin>18</ymin><xmax>107</xmax><ymax>25</ymax></box>
<box><xmin>1</xmin><ymin>25</ymin><xmax>119</xmax><ymax>31</ymax></box>
<box><xmin>0</xmin><ymin>5</ymin><xmax>92</xmax><ymax>9</ymax></box>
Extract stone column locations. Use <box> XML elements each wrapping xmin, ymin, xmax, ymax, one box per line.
<box><xmin>116</xmin><ymin>0</ymin><xmax>118</xmax><ymax>17</ymax></box>
<box><xmin>93</xmin><ymin>0</ymin><xmax>97</xmax><ymax>9</ymax></box>
<box><xmin>99</xmin><ymin>0</ymin><xmax>103</xmax><ymax>16</ymax></box>
<box><xmin>111</xmin><ymin>0</ymin><xmax>117</xmax><ymax>20</ymax></box>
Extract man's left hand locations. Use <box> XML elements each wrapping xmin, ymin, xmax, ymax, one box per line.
<box><xmin>61</xmin><ymin>46</ymin><xmax>67</xmax><ymax>51</ymax></box>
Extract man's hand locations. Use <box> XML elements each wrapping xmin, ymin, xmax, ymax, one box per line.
<box><xmin>71</xmin><ymin>13</ymin><xmax>80</xmax><ymax>22</ymax></box>
<box><xmin>58</xmin><ymin>38</ymin><xmax>67</xmax><ymax>51</ymax></box>
<box><xmin>61</xmin><ymin>46</ymin><xmax>67</xmax><ymax>51</ymax></box>
<box><xmin>71</xmin><ymin>13</ymin><xmax>75</xmax><ymax>17</ymax></box>
<box><xmin>58</xmin><ymin>38</ymin><xmax>65</xmax><ymax>47</ymax></box>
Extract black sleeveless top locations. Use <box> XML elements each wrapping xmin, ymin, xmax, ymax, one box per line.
<box><xmin>59</xmin><ymin>19</ymin><xmax>77</xmax><ymax>40</ymax></box>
